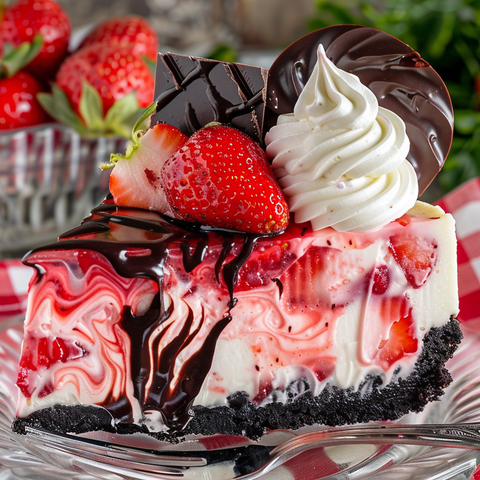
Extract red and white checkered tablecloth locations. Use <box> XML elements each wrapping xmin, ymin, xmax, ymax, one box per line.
<box><xmin>435</xmin><ymin>177</ymin><xmax>480</xmax><ymax>480</ymax></box>
<box><xmin>0</xmin><ymin>178</ymin><xmax>480</xmax><ymax>479</ymax></box>
<box><xmin>436</xmin><ymin>177</ymin><xmax>480</xmax><ymax>326</ymax></box>
<box><xmin>0</xmin><ymin>258</ymin><xmax>31</xmax><ymax>320</ymax></box>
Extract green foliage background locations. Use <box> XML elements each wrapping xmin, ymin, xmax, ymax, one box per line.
<box><xmin>309</xmin><ymin>0</ymin><xmax>480</xmax><ymax>196</ymax></box>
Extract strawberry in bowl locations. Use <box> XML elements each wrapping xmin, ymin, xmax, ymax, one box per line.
<box><xmin>38</xmin><ymin>43</ymin><xmax>155</xmax><ymax>138</ymax></box>
<box><xmin>0</xmin><ymin>34</ymin><xmax>48</xmax><ymax>129</ymax></box>
<box><xmin>0</xmin><ymin>5</ymin><xmax>160</xmax><ymax>253</ymax></box>
<box><xmin>79</xmin><ymin>16</ymin><xmax>158</xmax><ymax>63</ymax></box>
<box><xmin>0</xmin><ymin>0</ymin><xmax>71</xmax><ymax>82</ymax></box>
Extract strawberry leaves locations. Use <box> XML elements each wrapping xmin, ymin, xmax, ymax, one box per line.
<box><xmin>103</xmin><ymin>92</ymin><xmax>142</xmax><ymax>139</ymax></box>
<box><xmin>79</xmin><ymin>80</ymin><xmax>104</xmax><ymax>133</ymax></box>
<box><xmin>38</xmin><ymin>81</ymin><xmax>145</xmax><ymax>138</ymax></box>
<box><xmin>0</xmin><ymin>33</ymin><xmax>43</xmax><ymax>78</ymax></box>
<box><xmin>38</xmin><ymin>84</ymin><xmax>85</xmax><ymax>132</ymax></box>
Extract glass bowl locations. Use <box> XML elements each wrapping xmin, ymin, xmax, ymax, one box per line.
<box><xmin>0</xmin><ymin>124</ymin><xmax>126</xmax><ymax>256</ymax></box>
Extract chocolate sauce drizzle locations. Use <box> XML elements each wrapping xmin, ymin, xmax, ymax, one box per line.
<box><xmin>180</xmin><ymin>238</ymin><xmax>208</xmax><ymax>273</ymax></box>
<box><xmin>152</xmin><ymin>53</ymin><xmax>267</xmax><ymax>143</ymax></box>
<box><xmin>24</xmin><ymin>203</ymin><xmax>265</xmax><ymax>432</ymax></box>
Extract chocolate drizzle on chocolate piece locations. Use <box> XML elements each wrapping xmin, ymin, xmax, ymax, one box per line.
<box><xmin>24</xmin><ymin>202</ymin><xmax>267</xmax><ymax>432</ymax></box>
<box><xmin>266</xmin><ymin>25</ymin><xmax>454</xmax><ymax>194</ymax></box>
<box><xmin>152</xmin><ymin>53</ymin><xmax>267</xmax><ymax>143</ymax></box>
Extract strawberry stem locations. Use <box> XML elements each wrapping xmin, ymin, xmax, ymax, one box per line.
<box><xmin>101</xmin><ymin>101</ymin><xmax>158</xmax><ymax>170</ymax></box>
<box><xmin>38</xmin><ymin>81</ymin><xmax>149</xmax><ymax>139</ymax></box>
<box><xmin>131</xmin><ymin>101</ymin><xmax>158</xmax><ymax>142</ymax></box>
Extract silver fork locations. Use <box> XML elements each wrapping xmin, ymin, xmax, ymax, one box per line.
<box><xmin>23</xmin><ymin>422</ymin><xmax>480</xmax><ymax>479</ymax></box>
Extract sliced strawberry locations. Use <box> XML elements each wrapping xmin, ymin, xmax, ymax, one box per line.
<box><xmin>280</xmin><ymin>246</ymin><xmax>341</xmax><ymax>310</ymax></box>
<box><xmin>236</xmin><ymin>240</ymin><xmax>297</xmax><ymax>290</ymax></box>
<box><xmin>17</xmin><ymin>335</ymin><xmax>88</xmax><ymax>398</ymax></box>
<box><xmin>19</xmin><ymin>335</ymin><xmax>87</xmax><ymax>371</ymax></box>
<box><xmin>389</xmin><ymin>234</ymin><xmax>438</xmax><ymax>288</ymax></box>
<box><xmin>252</xmin><ymin>380</ymin><xmax>273</xmax><ymax>404</ymax></box>
<box><xmin>16</xmin><ymin>367</ymin><xmax>31</xmax><ymax>398</ymax></box>
<box><xmin>36</xmin><ymin>336</ymin><xmax>51</xmax><ymax>368</ymax></box>
<box><xmin>79</xmin><ymin>16</ymin><xmax>158</xmax><ymax>62</ymax></box>
<box><xmin>161</xmin><ymin>124</ymin><xmax>289</xmax><ymax>234</ymax></box>
<box><xmin>371</xmin><ymin>264</ymin><xmax>389</xmax><ymax>295</ymax></box>
<box><xmin>376</xmin><ymin>296</ymin><xmax>418</xmax><ymax>369</ymax></box>
<box><xmin>38</xmin><ymin>383</ymin><xmax>54</xmax><ymax>398</ymax></box>
<box><xmin>313</xmin><ymin>358</ymin><xmax>336</xmax><ymax>382</ymax></box>
<box><xmin>108</xmin><ymin>122</ymin><xmax>188</xmax><ymax>213</ymax></box>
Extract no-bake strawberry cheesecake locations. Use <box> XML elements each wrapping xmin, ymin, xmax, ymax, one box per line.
<box><xmin>13</xmin><ymin>26</ymin><xmax>461</xmax><ymax>440</ymax></box>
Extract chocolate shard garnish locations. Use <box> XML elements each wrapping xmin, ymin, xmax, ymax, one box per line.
<box><xmin>152</xmin><ymin>53</ymin><xmax>268</xmax><ymax>144</ymax></box>
<box><xmin>265</xmin><ymin>25</ymin><xmax>454</xmax><ymax>195</ymax></box>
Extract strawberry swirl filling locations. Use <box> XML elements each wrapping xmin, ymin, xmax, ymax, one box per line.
<box><xmin>15</xmin><ymin>201</ymin><xmax>458</xmax><ymax>430</ymax></box>
<box><xmin>16</xmin><ymin>249</ymin><xmax>157</xmax><ymax>421</ymax></box>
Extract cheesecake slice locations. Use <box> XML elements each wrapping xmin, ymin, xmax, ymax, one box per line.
<box><xmin>13</xmin><ymin>199</ymin><xmax>460</xmax><ymax>439</ymax></box>
<box><xmin>13</xmin><ymin>24</ymin><xmax>460</xmax><ymax>441</ymax></box>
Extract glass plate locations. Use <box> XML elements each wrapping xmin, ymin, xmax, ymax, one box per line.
<box><xmin>1</xmin><ymin>315</ymin><xmax>480</xmax><ymax>480</ymax></box>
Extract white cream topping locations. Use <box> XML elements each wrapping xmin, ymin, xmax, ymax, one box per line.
<box><xmin>265</xmin><ymin>44</ymin><xmax>418</xmax><ymax>232</ymax></box>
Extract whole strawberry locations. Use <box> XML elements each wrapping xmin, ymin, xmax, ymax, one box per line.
<box><xmin>0</xmin><ymin>34</ymin><xmax>48</xmax><ymax>129</ymax></box>
<box><xmin>106</xmin><ymin>111</ymin><xmax>289</xmax><ymax>235</ymax></box>
<box><xmin>38</xmin><ymin>43</ymin><xmax>155</xmax><ymax>138</ymax></box>
<box><xmin>56</xmin><ymin>44</ymin><xmax>154</xmax><ymax>115</ymax></box>
<box><xmin>79</xmin><ymin>16</ymin><xmax>158</xmax><ymax>62</ymax></box>
<box><xmin>0</xmin><ymin>0</ymin><xmax>71</xmax><ymax>81</ymax></box>
<box><xmin>162</xmin><ymin>125</ymin><xmax>289</xmax><ymax>233</ymax></box>
<box><xmin>0</xmin><ymin>71</ymin><xmax>48</xmax><ymax>129</ymax></box>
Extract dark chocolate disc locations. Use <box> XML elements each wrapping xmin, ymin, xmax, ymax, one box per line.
<box><xmin>265</xmin><ymin>25</ymin><xmax>453</xmax><ymax>194</ymax></box>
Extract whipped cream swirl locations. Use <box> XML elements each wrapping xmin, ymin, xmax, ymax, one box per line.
<box><xmin>265</xmin><ymin>45</ymin><xmax>418</xmax><ymax>232</ymax></box>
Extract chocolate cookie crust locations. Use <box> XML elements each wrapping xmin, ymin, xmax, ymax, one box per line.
<box><xmin>13</xmin><ymin>317</ymin><xmax>462</xmax><ymax>440</ymax></box>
